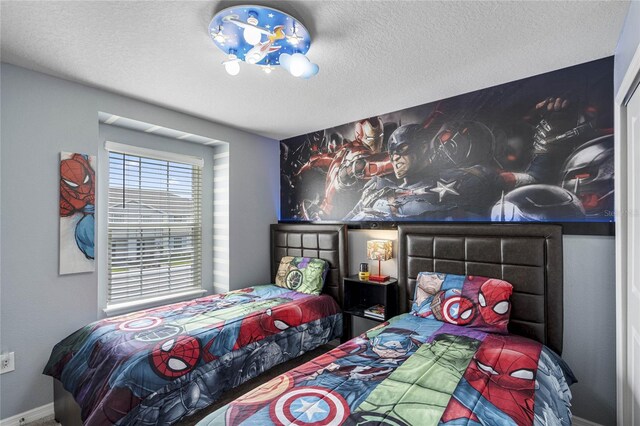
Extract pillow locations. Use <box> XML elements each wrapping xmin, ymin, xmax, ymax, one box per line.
<box><xmin>274</xmin><ymin>256</ymin><xmax>329</xmax><ymax>295</ymax></box>
<box><xmin>412</xmin><ymin>272</ymin><xmax>513</xmax><ymax>334</ymax></box>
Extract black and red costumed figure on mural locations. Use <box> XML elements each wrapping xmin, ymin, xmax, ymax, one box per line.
<box><xmin>491</xmin><ymin>95</ymin><xmax>614</xmax><ymax>222</ymax></box>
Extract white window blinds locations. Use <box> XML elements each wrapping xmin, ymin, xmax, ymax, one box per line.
<box><xmin>106</xmin><ymin>142</ymin><xmax>203</xmax><ymax>305</ymax></box>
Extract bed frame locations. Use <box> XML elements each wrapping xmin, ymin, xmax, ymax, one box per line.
<box><xmin>397</xmin><ymin>223</ymin><xmax>563</xmax><ymax>355</ymax></box>
<box><xmin>54</xmin><ymin>223</ymin><xmax>348</xmax><ymax>425</ymax></box>
<box><xmin>270</xmin><ymin>223</ymin><xmax>348</xmax><ymax>307</ymax></box>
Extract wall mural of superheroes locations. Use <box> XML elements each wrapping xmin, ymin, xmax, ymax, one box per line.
<box><xmin>280</xmin><ymin>57</ymin><xmax>614</xmax><ymax>226</ymax></box>
<box><xmin>59</xmin><ymin>152</ymin><xmax>96</xmax><ymax>274</ymax></box>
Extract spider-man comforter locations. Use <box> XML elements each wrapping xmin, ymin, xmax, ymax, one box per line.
<box><xmin>43</xmin><ymin>285</ymin><xmax>342</xmax><ymax>425</ymax></box>
<box><xmin>198</xmin><ymin>313</ymin><xmax>574</xmax><ymax>426</ymax></box>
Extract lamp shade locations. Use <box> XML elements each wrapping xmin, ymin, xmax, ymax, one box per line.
<box><xmin>367</xmin><ymin>240</ymin><xmax>393</xmax><ymax>261</ymax></box>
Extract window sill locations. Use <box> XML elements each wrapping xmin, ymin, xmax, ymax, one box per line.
<box><xmin>103</xmin><ymin>288</ymin><xmax>207</xmax><ymax>317</ymax></box>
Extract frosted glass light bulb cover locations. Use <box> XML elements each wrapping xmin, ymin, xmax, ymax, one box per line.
<box><xmin>289</xmin><ymin>55</ymin><xmax>306</xmax><ymax>77</ymax></box>
<box><xmin>243</xmin><ymin>27</ymin><xmax>262</xmax><ymax>45</ymax></box>
<box><xmin>224</xmin><ymin>60</ymin><xmax>240</xmax><ymax>76</ymax></box>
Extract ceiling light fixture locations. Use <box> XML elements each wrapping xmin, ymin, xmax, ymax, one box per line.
<box><xmin>209</xmin><ymin>5</ymin><xmax>318</xmax><ymax>79</ymax></box>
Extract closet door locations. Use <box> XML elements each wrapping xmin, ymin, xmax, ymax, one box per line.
<box><xmin>624</xmin><ymin>83</ymin><xmax>640</xmax><ymax>426</ymax></box>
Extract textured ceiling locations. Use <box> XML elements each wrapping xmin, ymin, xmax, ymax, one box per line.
<box><xmin>0</xmin><ymin>1</ymin><xmax>630</xmax><ymax>140</ymax></box>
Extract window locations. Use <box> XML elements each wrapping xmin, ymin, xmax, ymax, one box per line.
<box><xmin>106</xmin><ymin>142</ymin><xmax>203</xmax><ymax>307</ymax></box>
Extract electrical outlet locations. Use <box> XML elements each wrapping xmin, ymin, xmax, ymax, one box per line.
<box><xmin>0</xmin><ymin>352</ymin><xmax>15</xmax><ymax>374</ymax></box>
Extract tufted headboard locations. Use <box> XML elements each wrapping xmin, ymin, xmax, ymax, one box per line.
<box><xmin>270</xmin><ymin>224</ymin><xmax>348</xmax><ymax>306</ymax></box>
<box><xmin>397</xmin><ymin>224</ymin><xmax>563</xmax><ymax>355</ymax></box>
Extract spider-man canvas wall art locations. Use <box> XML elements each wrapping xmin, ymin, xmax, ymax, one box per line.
<box><xmin>59</xmin><ymin>152</ymin><xmax>95</xmax><ymax>274</ymax></box>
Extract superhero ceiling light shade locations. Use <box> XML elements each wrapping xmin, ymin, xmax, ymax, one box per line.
<box><xmin>209</xmin><ymin>5</ymin><xmax>318</xmax><ymax>78</ymax></box>
<box><xmin>280</xmin><ymin>57</ymin><xmax>614</xmax><ymax>224</ymax></box>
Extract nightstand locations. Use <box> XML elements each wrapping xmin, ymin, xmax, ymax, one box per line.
<box><xmin>342</xmin><ymin>274</ymin><xmax>398</xmax><ymax>341</ymax></box>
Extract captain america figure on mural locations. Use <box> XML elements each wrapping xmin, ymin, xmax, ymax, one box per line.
<box><xmin>345</xmin><ymin>122</ymin><xmax>501</xmax><ymax>221</ymax></box>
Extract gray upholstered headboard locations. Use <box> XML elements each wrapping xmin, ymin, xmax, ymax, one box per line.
<box><xmin>270</xmin><ymin>224</ymin><xmax>348</xmax><ymax>306</ymax></box>
<box><xmin>397</xmin><ymin>224</ymin><xmax>563</xmax><ymax>355</ymax></box>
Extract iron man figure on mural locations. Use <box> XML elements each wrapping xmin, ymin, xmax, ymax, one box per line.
<box><xmin>295</xmin><ymin>116</ymin><xmax>394</xmax><ymax>219</ymax></box>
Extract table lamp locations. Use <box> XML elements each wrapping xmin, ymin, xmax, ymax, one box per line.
<box><xmin>367</xmin><ymin>239</ymin><xmax>392</xmax><ymax>282</ymax></box>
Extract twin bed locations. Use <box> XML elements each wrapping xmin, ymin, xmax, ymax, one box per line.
<box><xmin>46</xmin><ymin>224</ymin><xmax>347</xmax><ymax>425</ymax></box>
<box><xmin>46</xmin><ymin>223</ymin><xmax>573</xmax><ymax>425</ymax></box>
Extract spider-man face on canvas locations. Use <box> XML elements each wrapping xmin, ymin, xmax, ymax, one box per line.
<box><xmin>60</xmin><ymin>153</ymin><xmax>95</xmax><ymax>216</ymax></box>
<box><xmin>465</xmin><ymin>334</ymin><xmax>541</xmax><ymax>425</ymax></box>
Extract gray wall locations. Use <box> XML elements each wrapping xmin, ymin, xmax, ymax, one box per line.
<box><xmin>347</xmin><ymin>230</ymin><xmax>616</xmax><ymax>425</ymax></box>
<box><xmin>0</xmin><ymin>63</ymin><xmax>279</xmax><ymax>419</ymax></box>
<box><xmin>614</xmin><ymin>0</ymin><xmax>639</xmax><ymax>94</ymax></box>
<box><xmin>562</xmin><ymin>235</ymin><xmax>616</xmax><ymax>425</ymax></box>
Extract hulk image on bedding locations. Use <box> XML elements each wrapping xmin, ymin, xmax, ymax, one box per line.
<box><xmin>198</xmin><ymin>313</ymin><xmax>574</xmax><ymax>426</ymax></box>
<box><xmin>352</xmin><ymin>333</ymin><xmax>480</xmax><ymax>425</ymax></box>
<box><xmin>275</xmin><ymin>257</ymin><xmax>328</xmax><ymax>295</ymax></box>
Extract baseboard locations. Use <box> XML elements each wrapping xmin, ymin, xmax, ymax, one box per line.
<box><xmin>573</xmin><ymin>415</ymin><xmax>604</xmax><ymax>426</ymax></box>
<box><xmin>0</xmin><ymin>403</ymin><xmax>57</xmax><ymax>426</ymax></box>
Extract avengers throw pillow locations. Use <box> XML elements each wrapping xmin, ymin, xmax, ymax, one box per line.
<box><xmin>274</xmin><ymin>256</ymin><xmax>329</xmax><ymax>295</ymax></box>
<box><xmin>412</xmin><ymin>272</ymin><xmax>513</xmax><ymax>334</ymax></box>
